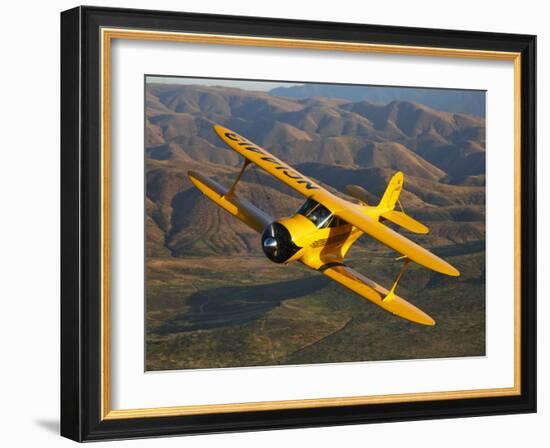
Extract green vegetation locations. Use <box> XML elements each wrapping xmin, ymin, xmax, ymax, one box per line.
<box><xmin>146</xmin><ymin>243</ymin><xmax>485</xmax><ymax>370</ymax></box>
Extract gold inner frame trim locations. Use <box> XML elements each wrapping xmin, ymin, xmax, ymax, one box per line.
<box><xmin>100</xmin><ymin>27</ymin><xmax>522</xmax><ymax>421</ymax></box>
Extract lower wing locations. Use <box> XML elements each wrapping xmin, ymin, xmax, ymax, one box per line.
<box><xmin>321</xmin><ymin>263</ymin><xmax>435</xmax><ymax>326</ymax></box>
<box><xmin>188</xmin><ymin>171</ymin><xmax>273</xmax><ymax>233</ymax></box>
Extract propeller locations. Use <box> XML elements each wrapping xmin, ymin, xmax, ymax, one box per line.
<box><xmin>261</xmin><ymin>222</ymin><xmax>301</xmax><ymax>263</ymax></box>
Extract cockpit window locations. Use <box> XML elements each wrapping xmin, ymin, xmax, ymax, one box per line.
<box><xmin>296</xmin><ymin>198</ymin><xmax>319</xmax><ymax>217</ymax></box>
<box><xmin>309</xmin><ymin>204</ymin><xmax>332</xmax><ymax>228</ymax></box>
<box><xmin>297</xmin><ymin>198</ymin><xmax>333</xmax><ymax>229</ymax></box>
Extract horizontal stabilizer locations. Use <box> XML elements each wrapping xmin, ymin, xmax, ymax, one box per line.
<box><xmin>188</xmin><ymin>171</ymin><xmax>273</xmax><ymax>233</ymax></box>
<box><xmin>381</xmin><ymin>210</ymin><xmax>429</xmax><ymax>234</ymax></box>
<box><xmin>321</xmin><ymin>264</ymin><xmax>435</xmax><ymax>326</ymax></box>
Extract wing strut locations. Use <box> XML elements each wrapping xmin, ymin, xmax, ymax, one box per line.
<box><xmin>226</xmin><ymin>159</ymin><xmax>251</xmax><ymax>197</ymax></box>
<box><xmin>384</xmin><ymin>258</ymin><xmax>410</xmax><ymax>302</ymax></box>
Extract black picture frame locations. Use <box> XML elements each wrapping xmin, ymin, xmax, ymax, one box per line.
<box><xmin>61</xmin><ymin>5</ymin><xmax>536</xmax><ymax>442</ymax></box>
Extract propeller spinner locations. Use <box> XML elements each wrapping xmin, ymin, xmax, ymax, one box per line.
<box><xmin>261</xmin><ymin>222</ymin><xmax>301</xmax><ymax>263</ymax></box>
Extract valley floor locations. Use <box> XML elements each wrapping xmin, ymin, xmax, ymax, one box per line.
<box><xmin>145</xmin><ymin>243</ymin><xmax>486</xmax><ymax>371</ymax></box>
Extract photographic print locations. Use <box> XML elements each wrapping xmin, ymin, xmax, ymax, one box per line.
<box><xmin>144</xmin><ymin>76</ymin><xmax>486</xmax><ymax>371</ymax></box>
<box><xmin>61</xmin><ymin>9</ymin><xmax>536</xmax><ymax>440</ymax></box>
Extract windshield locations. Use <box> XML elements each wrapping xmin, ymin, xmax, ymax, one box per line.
<box><xmin>296</xmin><ymin>198</ymin><xmax>333</xmax><ymax>229</ymax></box>
<box><xmin>296</xmin><ymin>198</ymin><xmax>318</xmax><ymax>216</ymax></box>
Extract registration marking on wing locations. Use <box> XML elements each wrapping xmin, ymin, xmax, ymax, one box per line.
<box><xmin>214</xmin><ymin>125</ymin><xmax>321</xmax><ymax>195</ymax></box>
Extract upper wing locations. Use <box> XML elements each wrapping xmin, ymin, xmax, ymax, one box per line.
<box><xmin>322</xmin><ymin>263</ymin><xmax>435</xmax><ymax>326</ymax></box>
<box><xmin>188</xmin><ymin>170</ymin><xmax>273</xmax><ymax>233</ymax></box>
<box><xmin>334</xmin><ymin>206</ymin><xmax>459</xmax><ymax>276</ymax></box>
<box><xmin>214</xmin><ymin>124</ymin><xmax>458</xmax><ymax>277</ymax></box>
<box><xmin>214</xmin><ymin>124</ymin><xmax>332</xmax><ymax>201</ymax></box>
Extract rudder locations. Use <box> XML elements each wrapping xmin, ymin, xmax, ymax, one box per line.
<box><xmin>378</xmin><ymin>171</ymin><xmax>404</xmax><ymax>211</ymax></box>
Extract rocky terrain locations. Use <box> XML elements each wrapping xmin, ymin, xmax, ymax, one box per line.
<box><xmin>145</xmin><ymin>83</ymin><xmax>485</xmax><ymax>258</ymax></box>
<box><xmin>144</xmin><ymin>82</ymin><xmax>486</xmax><ymax>370</ymax></box>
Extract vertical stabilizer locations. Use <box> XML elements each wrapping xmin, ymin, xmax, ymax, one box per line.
<box><xmin>377</xmin><ymin>171</ymin><xmax>429</xmax><ymax>234</ymax></box>
<box><xmin>378</xmin><ymin>171</ymin><xmax>404</xmax><ymax>211</ymax></box>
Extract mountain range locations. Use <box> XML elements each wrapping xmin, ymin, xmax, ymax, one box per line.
<box><xmin>145</xmin><ymin>82</ymin><xmax>486</xmax><ymax>370</ymax></box>
<box><xmin>145</xmin><ymin>83</ymin><xmax>486</xmax><ymax>259</ymax></box>
<box><xmin>269</xmin><ymin>83</ymin><xmax>485</xmax><ymax>116</ymax></box>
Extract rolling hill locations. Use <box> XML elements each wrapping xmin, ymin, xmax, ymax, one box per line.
<box><xmin>145</xmin><ymin>83</ymin><xmax>485</xmax><ymax>258</ymax></box>
<box><xmin>144</xmin><ymin>82</ymin><xmax>486</xmax><ymax>370</ymax></box>
<box><xmin>269</xmin><ymin>83</ymin><xmax>486</xmax><ymax>116</ymax></box>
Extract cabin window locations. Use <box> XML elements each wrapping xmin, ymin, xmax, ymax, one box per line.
<box><xmin>296</xmin><ymin>198</ymin><xmax>319</xmax><ymax>217</ymax></box>
<box><xmin>309</xmin><ymin>204</ymin><xmax>332</xmax><ymax>228</ymax></box>
<box><xmin>297</xmin><ymin>198</ymin><xmax>333</xmax><ymax>229</ymax></box>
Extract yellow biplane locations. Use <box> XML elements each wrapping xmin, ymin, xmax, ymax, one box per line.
<box><xmin>188</xmin><ymin>124</ymin><xmax>460</xmax><ymax>326</ymax></box>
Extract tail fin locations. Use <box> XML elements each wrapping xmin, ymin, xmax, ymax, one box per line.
<box><xmin>377</xmin><ymin>172</ymin><xmax>429</xmax><ymax>234</ymax></box>
<box><xmin>378</xmin><ymin>171</ymin><xmax>404</xmax><ymax>211</ymax></box>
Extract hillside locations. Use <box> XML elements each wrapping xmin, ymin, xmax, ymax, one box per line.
<box><xmin>145</xmin><ymin>83</ymin><xmax>486</xmax><ymax>258</ymax></box>
<box><xmin>144</xmin><ymin>82</ymin><xmax>486</xmax><ymax>370</ymax></box>
<box><xmin>269</xmin><ymin>83</ymin><xmax>486</xmax><ymax>116</ymax></box>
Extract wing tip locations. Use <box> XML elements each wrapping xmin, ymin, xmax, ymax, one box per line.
<box><xmin>187</xmin><ymin>170</ymin><xmax>201</xmax><ymax>183</ymax></box>
<box><xmin>417</xmin><ymin>224</ymin><xmax>430</xmax><ymax>235</ymax></box>
<box><xmin>404</xmin><ymin>308</ymin><xmax>435</xmax><ymax>326</ymax></box>
<box><xmin>445</xmin><ymin>265</ymin><xmax>461</xmax><ymax>277</ymax></box>
<box><xmin>213</xmin><ymin>123</ymin><xmax>228</xmax><ymax>137</ymax></box>
<box><xmin>423</xmin><ymin>316</ymin><xmax>436</xmax><ymax>326</ymax></box>
<box><xmin>433</xmin><ymin>257</ymin><xmax>460</xmax><ymax>277</ymax></box>
<box><xmin>392</xmin><ymin>302</ymin><xmax>436</xmax><ymax>326</ymax></box>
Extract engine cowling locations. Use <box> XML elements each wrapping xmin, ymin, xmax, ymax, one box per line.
<box><xmin>261</xmin><ymin>222</ymin><xmax>301</xmax><ymax>263</ymax></box>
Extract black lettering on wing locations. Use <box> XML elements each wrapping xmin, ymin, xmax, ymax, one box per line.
<box><xmin>260</xmin><ymin>156</ymin><xmax>280</xmax><ymax>165</ymax></box>
<box><xmin>242</xmin><ymin>145</ymin><xmax>264</xmax><ymax>155</ymax></box>
<box><xmin>282</xmin><ymin>170</ymin><xmax>302</xmax><ymax>180</ymax></box>
<box><xmin>225</xmin><ymin>132</ymin><xmax>240</xmax><ymax>142</ymax></box>
<box><xmin>297</xmin><ymin>179</ymin><xmax>319</xmax><ymax>190</ymax></box>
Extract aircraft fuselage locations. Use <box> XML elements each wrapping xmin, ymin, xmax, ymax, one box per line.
<box><xmin>261</xmin><ymin>210</ymin><xmax>363</xmax><ymax>270</ymax></box>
